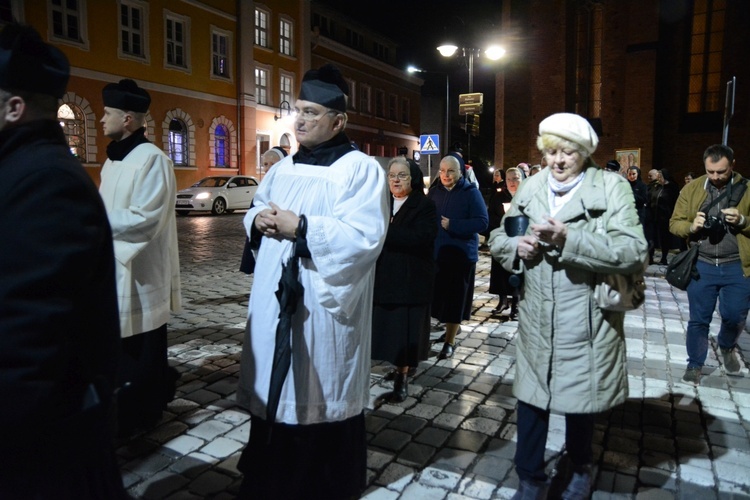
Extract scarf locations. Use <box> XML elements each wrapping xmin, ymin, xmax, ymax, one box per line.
<box><xmin>548</xmin><ymin>171</ymin><xmax>585</xmax><ymax>195</ymax></box>
<box><xmin>106</xmin><ymin>127</ymin><xmax>150</xmax><ymax>161</ymax></box>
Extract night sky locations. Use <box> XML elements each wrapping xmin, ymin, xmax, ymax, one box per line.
<box><xmin>316</xmin><ymin>0</ymin><xmax>505</xmax><ymax>173</ymax></box>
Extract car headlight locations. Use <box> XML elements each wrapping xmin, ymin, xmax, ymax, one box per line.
<box><xmin>195</xmin><ymin>192</ymin><xmax>211</xmax><ymax>200</ymax></box>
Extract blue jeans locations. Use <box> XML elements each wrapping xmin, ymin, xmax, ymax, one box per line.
<box><xmin>686</xmin><ymin>260</ymin><xmax>750</xmax><ymax>368</ymax></box>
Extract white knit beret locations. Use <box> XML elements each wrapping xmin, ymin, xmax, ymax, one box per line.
<box><xmin>538</xmin><ymin>113</ymin><xmax>599</xmax><ymax>155</ymax></box>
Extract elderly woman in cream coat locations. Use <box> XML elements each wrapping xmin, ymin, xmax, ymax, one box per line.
<box><xmin>489</xmin><ymin>113</ymin><xmax>647</xmax><ymax>500</ymax></box>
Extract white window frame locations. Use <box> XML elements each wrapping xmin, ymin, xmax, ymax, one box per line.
<box><xmin>48</xmin><ymin>0</ymin><xmax>89</xmax><ymax>50</ymax></box>
<box><xmin>255</xmin><ymin>66</ymin><xmax>270</xmax><ymax>106</ymax></box>
<box><xmin>346</xmin><ymin>78</ymin><xmax>356</xmax><ymax>111</ymax></box>
<box><xmin>255</xmin><ymin>7</ymin><xmax>269</xmax><ymax>48</ymax></box>
<box><xmin>118</xmin><ymin>0</ymin><xmax>149</xmax><ymax>63</ymax></box>
<box><xmin>280</xmin><ymin>72</ymin><xmax>293</xmax><ymax>106</ymax></box>
<box><xmin>210</xmin><ymin>25</ymin><xmax>232</xmax><ymax>81</ymax></box>
<box><xmin>359</xmin><ymin>84</ymin><xmax>371</xmax><ymax>115</ymax></box>
<box><xmin>168</xmin><ymin>118</ymin><xmax>188</xmax><ymax>166</ymax></box>
<box><xmin>279</xmin><ymin>17</ymin><xmax>293</xmax><ymax>56</ymax></box>
<box><xmin>164</xmin><ymin>10</ymin><xmax>191</xmax><ymax>73</ymax></box>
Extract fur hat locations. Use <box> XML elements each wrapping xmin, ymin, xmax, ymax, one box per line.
<box><xmin>102</xmin><ymin>79</ymin><xmax>151</xmax><ymax>112</ymax></box>
<box><xmin>298</xmin><ymin>64</ymin><xmax>348</xmax><ymax>112</ymax></box>
<box><xmin>539</xmin><ymin>113</ymin><xmax>599</xmax><ymax>155</ymax></box>
<box><xmin>0</xmin><ymin>23</ymin><xmax>70</xmax><ymax>98</ymax></box>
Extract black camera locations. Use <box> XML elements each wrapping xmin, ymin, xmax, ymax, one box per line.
<box><xmin>703</xmin><ymin>214</ymin><xmax>726</xmax><ymax>234</ymax></box>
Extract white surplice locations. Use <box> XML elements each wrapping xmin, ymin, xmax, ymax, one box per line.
<box><xmin>238</xmin><ymin>150</ymin><xmax>389</xmax><ymax>425</ymax></box>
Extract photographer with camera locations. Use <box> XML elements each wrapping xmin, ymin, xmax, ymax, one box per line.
<box><xmin>670</xmin><ymin>144</ymin><xmax>750</xmax><ymax>385</ymax></box>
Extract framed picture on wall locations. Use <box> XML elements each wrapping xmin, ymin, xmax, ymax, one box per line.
<box><xmin>615</xmin><ymin>148</ymin><xmax>641</xmax><ymax>169</ymax></box>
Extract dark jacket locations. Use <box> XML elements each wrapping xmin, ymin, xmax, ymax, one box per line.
<box><xmin>487</xmin><ymin>182</ymin><xmax>513</xmax><ymax>234</ymax></box>
<box><xmin>428</xmin><ymin>177</ymin><xmax>489</xmax><ymax>263</ymax></box>
<box><xmin>629</xmin><ymin>178</ymin><xmax>649</xmax><ymax>226</ymax></box>
<box><xmin>0</xmin><ymin>121</ymin><xmax>121</xmax><ymax>465</ymax></box>
<box><xmin>373</xmin><ymin>192</ymin><xmax>437</xmax><ymax>304</ymax></box>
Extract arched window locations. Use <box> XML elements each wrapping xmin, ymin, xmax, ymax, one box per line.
<box><xmin>215</xmin><ymin>124</ymin><xmax>229</xmax><ymax>167</ymax></box>
<box><xmin>57</xmin><ymin>103</ymin><xmax>86</xmax><ymax>159</ymax></box>
<box><xmin>168</xmin><ymin>118</ymin><xmax>187</xmax><ymax>165</ymax></box>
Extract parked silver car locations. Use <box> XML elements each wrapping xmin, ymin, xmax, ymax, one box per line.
<box><xmin>175</xmin><ymin>176</ymin><xmax>259</xmax><ymax>215</ymax></box>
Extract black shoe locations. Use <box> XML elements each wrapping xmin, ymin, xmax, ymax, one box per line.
<box><xmin>437</xmin><ymin>343</ymin><xmax>454</xmax><ymax>360</ymax></box>
<box><xmin>384</xmin><ymin>367</ymin><xmax>416</xmax><ymax>381</ymax></box>
<box><xmin>432</xmin><ymin>333</ymin><xmax>446</xmax><ymax>343</ymax></box>
<box><xmin>388</xmin><ymin>373</ymin><xmax>408</xmax><ymax>402</ymax></box>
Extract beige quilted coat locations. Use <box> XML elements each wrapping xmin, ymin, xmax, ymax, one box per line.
<box><xmin>489</xmin><ymin>165</ymin><xmax>647</xmax><ymax>413</ymax></box>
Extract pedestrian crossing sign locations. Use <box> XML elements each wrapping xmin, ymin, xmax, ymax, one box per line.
<box><xmin>419</xmin><ymin>134</ymin><xmax>440</xmax><ymax>154</ymax></box>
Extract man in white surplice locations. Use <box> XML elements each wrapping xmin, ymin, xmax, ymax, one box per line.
<box><xmin>236</xmin><ymin>64</ymin><xmax>389</xmax><ymax>499</ymax></box>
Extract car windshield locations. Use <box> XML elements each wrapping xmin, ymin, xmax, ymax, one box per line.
<box><xmin>193</xmin><ymin>177</ymin><xmax>229</xmax><ymax>188</ymax></box>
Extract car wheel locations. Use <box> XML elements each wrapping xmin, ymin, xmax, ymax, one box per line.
<box><xmin>212</xmin><ymin>198</ymin><xmax>227</xmax><ymax>215</ymax></box>
<box><xmin>176</xmin><ymin>210</ymin><xmax>190</xmax><ymax>216</ymax></box>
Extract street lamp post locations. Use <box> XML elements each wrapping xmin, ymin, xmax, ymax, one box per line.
<box><xmin>407</xmin><ymin>66</ymin><xmax>450</xmax><ymax>158</ymax></box>
<box><xmin>436</xmin><ymin>43</ymin><xmax>505</xmax><ymax>162</ymax></box>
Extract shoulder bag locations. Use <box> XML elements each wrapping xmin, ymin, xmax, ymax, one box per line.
<box><xmin>665</xmin><ymin>242</ymin><xmax>700</xmax><ymax>290</ymax></box>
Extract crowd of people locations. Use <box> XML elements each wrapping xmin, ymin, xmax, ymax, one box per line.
<box><xmin>3</xmin><ymin>20</ymin><xmax>748</xmax><ymax>500</ymax></box>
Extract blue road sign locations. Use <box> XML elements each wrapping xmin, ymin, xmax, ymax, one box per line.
<box><xmin>420</xmin><ymin>134</ymin><xmax>440</xmax><ymax>154</ymax></box>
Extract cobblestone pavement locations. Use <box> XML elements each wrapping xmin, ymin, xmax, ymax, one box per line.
<box><xmin>118</xmin><ymin>212</ymin><xmax>750</xmax><ymax>499</ymax></box>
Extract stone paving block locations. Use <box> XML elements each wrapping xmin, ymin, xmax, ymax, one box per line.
<box><xmin>371</xmin><ymin>428</ymin><xmax>413</xmax><ymax>452</ymax></box>
<box><xmin>367</xmin><ymin>449</ymin><xmax>395</xmax><ymax>472</ymax></box>
<box><xmin>186</xmin><ymin>419</ymin><xmax>233</xmax><ymax>440</ymax></box>
<box><xmin>445</xmin><ymin>399</ymin><xmax>477</xmax><ymax>416</ymax></box>
<box><xmin>200</xmin><ymin>436</ymin><xmax>244</xmax><ymax>459</ymax></box>
<box><xmin>679</xmin><ymin>463</ymin><xmax>715</xmax><ymax>486</ymax></box>
<box><xmin>431</xmin><ymin>447</ymin><xmax>478</xmax><ymax>472</ymax></box>
<box><xmin>187</xmin><ymin>470</ymin><xmax>233</xmax><ymax>496</ymax></box>
<box><xmin>179</xmin><ymin>408</ymin><xmax>217</xmax><ymax>426</ymax></box>
<box><xmin>638</xmin><ymin>466</ymin><xmax>677</xmax><ymax>489</ymax></box>
<box><xmin>446</xmin><ymin>429</ymin><xmax>488</xmax><ymax>453</ymax></box>
<box><xmin>128</xmin><ymin>469</ymin><xmax>190</xmax><ymax>500</ymax></box>
<box><xmin>374</xmin><ymin>461</ymin><xmax>416</xmax><ymax>490</ymax></box>
<box><xmin>415</xmin><ymin>426</ymin><xmax>451</xmax><ymax>448</ymax></box>
<box><xmin>361</xmin><ymin>486</ymin><xmax>400</xmax><ymax>500</ymax></box>
<box><xmin>215</xmin><ymin>452</ymin><xmax>241</xmax><ymax>477</ymax></box>
<box><xmin>168</xmin><ymin>452</ymin><xmax>215</xmax><ymax>478</ymax></box>
<box><xmin>162</xmin><ymin>434</ymin><xmax>206</xmax><ymax>456</ymax></box>
<box><xmin>636</xmin><ymin>487</ymin><xmax>676</xmax><ymax>499</ymax></box>
<box><xmin>388</xmin><ymin>414</ymin><xmax>428</xmax><ymax>435</ymax></box>
<box><xmin>407</xmin><ymin>403</ymin><xmax>444</xmax><ymax>420</ymax></box>
<box><xmin>460</xmin><ymin>417</ymin><xmax>502</xmax><ymax>436</ymax></box>
<box><xmin>398</xmin><ymin>442</ymin><xmax>437</xmax><ymax>469</ymax></box>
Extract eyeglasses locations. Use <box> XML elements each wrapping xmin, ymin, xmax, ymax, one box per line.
<box><xmin>388</xmin><ymin>173</ymin><xmax>411</xmax><ymax>181</ymax></box>
<box><xmin>439</xmin><ymin>169</ymin><xmax>458</xmax><ymax>175</ymax></box>
<box><xmin>294</xmin><ymin>107</ymin><xmax>337</xmax><ymax>123</ymax></box>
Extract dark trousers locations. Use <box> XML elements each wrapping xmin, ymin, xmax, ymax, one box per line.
<box><xmin>515</xmin><ymin>400</ymin><xmax>595</xmax><ymax>481</ymax></box>
<box><xmin>117</xmin><ymin>324</ymin><xmax>178</xmax><ymax>434</ymax></box>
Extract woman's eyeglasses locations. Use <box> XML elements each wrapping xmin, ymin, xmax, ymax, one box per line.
<box><xmin>387</xmin><ymin>173</ymin><xmax>411</xmax><ymax>181</ymax></box>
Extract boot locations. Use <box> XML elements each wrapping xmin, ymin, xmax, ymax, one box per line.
<box><xmin>512</xmin><ymin>478</ymin><xmax>549</xmax><ymax>500</ymax></box>
<box><xmin>509</xmin><ymin>297</ymin><xmax>519</xmax><ymax>320</ymax></box>
<box><xmin>389</xmin><ymin>372</ymin><xmax>408</xmax><ymax>402</ymax></box>
<box><xmin>438</xmin><ymin>342</ymin><xmax>454</xmax><ymax>360</ymax></box>
<box><xmin>561</xmin><ymin>465</ymin><xmax>592</xmax><ymax>500</ymax></box>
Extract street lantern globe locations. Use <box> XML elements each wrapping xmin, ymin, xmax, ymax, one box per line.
<box><xmin>437</xmin><ymin>44</ymin><xmax>458</xmax><ymax>57</ymax></box>
<box><xmin>485</xmin><ymin>45</ymin><xmax>506</xmax><ymax>60</ymax></box>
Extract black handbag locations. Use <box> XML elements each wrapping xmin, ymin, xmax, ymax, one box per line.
<box><xmin>665</xmin><ymin>242</ymin><xmax>700</xmax><ymax>290</ymax></box>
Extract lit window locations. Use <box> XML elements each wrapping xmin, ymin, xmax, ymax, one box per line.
<box><xmin>255</xmin><ymin>67</ymin><xmax>269</xmax><ymax>105</ymax></box>
<box><xmin>168</xmin><ymin>119</ymin><xmax>187</xmax><ymax>165</ymax></box>
<box><xmin>280</xmin><ymin>74</ymin><xmax>293</xmax><ymax>105</ymax></box>
<box><xmin>212</xmin><ymin>28</ymin><xmax>231</xmax><ymax>79</ymax></box>
<box><xmin>215</xmin><ymin>125</ymin><xmax>229</xmax><ymax>167</ymax></box>
<box><xmin>57</xmin><ymin>103</ymin><xmax>86</xmax><ymax>160</ymax></box>
<box><xmin>255</xmin><ymin>8</ymin><xmax>268</xmax><ymax>47</ymax></box>
<box><xmin>279</xmin><ymin>18</ymin><xmax>293</xmax><ymax>56</ymax></box>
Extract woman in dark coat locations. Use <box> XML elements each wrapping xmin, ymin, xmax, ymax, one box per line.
<box><xmin>428</xmin><ymin>154</ymin><xmax>489</xmax><ymax>360</ymax></box>
<box><xmin>372</xmin><ymin>158</ymin><xmax>437</xmax><ymax>402</ymax></box>
<box><xmin>650</xmin><ymin>168</ymin><xmax>680</xmax><ymax>264</ymax></box>
<box><xmin>488</xmin><ymin>167</ymin><xmax>523</xmax><ymax>316</ymax></box>
<box><xmin>627</xmin><ymin>166</ymin><xmax>649</xmax><ymax>228</ymax></box>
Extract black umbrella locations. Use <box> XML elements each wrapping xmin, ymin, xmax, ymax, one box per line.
<box><xmin>266</xmin><ymin>255</ymin><xmax>304</xmax><ymax>425</ymax></box>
